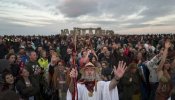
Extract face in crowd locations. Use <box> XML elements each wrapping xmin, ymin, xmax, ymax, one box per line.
<box><xmin>51</xmin><ymin>54</ymin><xmax>59</xmax><ymax>65</ymax></box>
<box><xmin>19</xmin><ymin>48</ymin><xmax>25</xmax><ymax>55</ymax></box>
<box><xmin>84</xmin><ymin>66</ymin><xmax>96</xmax><ymax>81</ymax></box>
<box><xmin>30</xmin><ymin>51</ymin><xmax>37</xmax><ymax>61</ymax></box>
<box><xmin>16</xmin><ymin>55</ymin><xmax>22</xmax><ymax>63</ymax></box>
<box><xmin>67</xmin><ymin>48</ymin><xmax>72</xmax><ymax>55</ymax></box>
<box><xmin>41</xmin><ymin>50</ymin><xmax>47</xmax><ymax>58</ymax></box>
<box><xmin>58</xmin><ymin>61</ymin><xmax>64</xmax><ymax>71</ymax></box>
<box><xmin>37</xmin><ymin>46</ymin><xmax>43</xmax><ymax>52</ymax></box>
<box><xmin>5</xmin><ymin>74</ymin><xmax>14</xmax><ymax>85</ymax></box>
<box><xmin>21</xmin><ymin>68</ymin><xmax>30</xmax><ymax>77</ymax></box>
<box><xmin>91</xmin><ymin>57</ymin><xmax>97</xmax><ymax>64</ymax></box>
<box><xmin>102</xmin><ymin>46</ymin><xmax>108</xmax><ymax>53</ymax></box>
<box><xmin>82</xmin><ymin>51</ymin><xmax>87</xmax><ymax>57</ymax></box>
<box><xmin>8</xmin><ymin>54</ymin><xmax>16</xmax><ymax>64</ymax></box>
<box><xmin>101</xmin><ymin>62</ymin><xmax>107</xmax><ymax>69</ymax></box>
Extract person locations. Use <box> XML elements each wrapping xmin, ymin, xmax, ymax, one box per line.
<box><xmin>25</xmin><ymin>51</ymin><xmax>44</xmax><ymax>99</ymax></box>
<box><xmin>0</xmin><ymin>37</ymin><xmax>8</xmax><ymax>59</ymax></box>
<box><xmin>120</xmin><ymin>63</ymin><xmax>141</xmax><ymax>100</ymax></box>
<box><xmin>137</xmin><ymin>52</ymin><xmax>150</xmax><ymax>100</ymax></box>
<box><xmin>89</xmin><ymin>56</ymin><xmax>98</xmax><ymax>65</ymax></box>
<box><xmin>101</xmin><ymin>61</ymin><xmax>112</xmax><ymax>81</ymax></box>
<box><xmin>171</xmin><ymin>58</ymin><xmax>175</xmax><ymax>100</ymax></box>
<box><xmin>44</xmin><ymin>53</ymin><xmax>60</xmax><ymax>100</ymax></box>
<box><xmin>0</xmin><ymin>59</ymin><xmax>11</xmax><ymax>84</ymax></box>
<box><xmin>145</xmin><ymin>49</ymin><xmax>163</xmax><ymax>100</ymax></box>
<box><xmin>38</xmin><ymin>50</ymin><xmax>49</xmax><ymax>71</ymax></box>
<box><xmin>25</xmin><ymin>51</ymin><xmax>42</xmax><ymax>86</ymax></box>
<box><xmin>6</xmin><ymin>53</ymin><xmax>20</xmax><ymax>79</ymax></box>
<box><xmin>98</xmin><ymin>46</ymin><xmax>109</xmax><ymax>62</ymax></box>
<box><xmin>26</xmin><ymin>51</ymin><xmax>41</xmax><ymax>77</ymax></box>
<box><xmin>36</xmin><ymin>45</ymin><xmax>43</xmax><ymax>60</ymax></box>
<box><xmin>18</xmin><ymin>46</ymin><xmax>28</xmax><ymax>64</ymax></box>
<box><xmin>16</xmin><ymin>68</ymin><xmax>40</xmax><ymax>100</ymax></box>
<box><xmin>67</xmin><ymin>61</ymin><xmax>127</xmax><ymax>100</ymax></box>
<box><xmin>25</xmin><ymin>42</ymin><xmax>35</xmax><ymax>52</ymax></box>
<box><xmin>0</xmin><ymin>70</ymin><xmax>17</xmax><ymax>92</ymax></box>
<box><xmin>79</xmin><ymin>50</ymin><xmax>90</xmax><ymax>68</ymax></box>
<box><xmin>51</xmin><ymin>61</ymin><xmax>67</xmax><ymax>100</ymax></box>
<box><xmin>155</xmin><ymin>40</ymin><xmax>173</xmax><ymax>100</ymax></box>
<box><xmin>0</xmin><ymin>70</ymin><xmax>20</xmax><ymax>100</ymax></box>
<box><xmin>47</xmin><ymin>53</ymin><xmax>59</xmax><ymax>85</ymax></box>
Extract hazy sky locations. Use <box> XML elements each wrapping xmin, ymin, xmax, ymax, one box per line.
<box><xmin>0</xmin><ymin>0</ymin><xmax>175</xmax><ymax>35</ymax></box>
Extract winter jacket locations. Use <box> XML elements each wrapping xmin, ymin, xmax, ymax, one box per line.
<box><xmin>16</xmin><ymin>77</ymin><xmax>40</xmax><ymax>100</ymax></box>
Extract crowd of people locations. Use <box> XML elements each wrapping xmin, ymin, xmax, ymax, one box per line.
<box><xmin>0</xmin><ymin>33</ymin><xmax>175</xmax><ymax>100</ymax></box>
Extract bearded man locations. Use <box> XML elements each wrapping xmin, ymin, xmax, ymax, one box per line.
<box><xmin>67</xmin><ymin>61</ymin><xmax>127</xmax><ymax>100</ymax></box>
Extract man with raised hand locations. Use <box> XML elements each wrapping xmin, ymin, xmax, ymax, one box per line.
<box><xmin>67</xmin><ymin>61</ymin><xmax>127</xmax><ymax>100</ymax></box>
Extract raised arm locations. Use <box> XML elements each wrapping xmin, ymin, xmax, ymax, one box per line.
<box><xmin>157</xmin><ymin>40</ymin><xmax>171</xmax><ymax>79</ymax></box>
<box><xmin>91</xmin><ymin>49</ymin><xmax>98</xmax><ymax>61</ymax></box>
<box><xmin>84</xmin><ymin>50</ymin><xmax>91</xmax><ymax>62</ymax></box>
<box><xmin>109</xmin><ymin>61</ymin><xmax>127</xmax><ymax>90</ymax></box>
<box><xmin>146</xmin><ymin>52</ymin><xmax>162</xmax><ymax>69</ymax></box>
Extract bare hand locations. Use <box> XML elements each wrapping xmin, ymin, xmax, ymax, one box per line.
<box><xmin>69</xmin><ymin>68</ymin><xmax>78</xmax><ymax>78</ymax></box>
<box><xmin>113</xmin><ymin>61</ymin><xmax>127</xmax><ymax>79</ymax></box>
<box><xmin>165</xmin><ymin>40</ymin><xmax>171</xmax><ymax>49</ymax></box>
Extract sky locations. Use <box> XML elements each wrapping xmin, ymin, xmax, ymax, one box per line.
<box><xmin>0</xmin><ymin>0</ymin><xmax>175</xmax><ymax>35</ymax></box>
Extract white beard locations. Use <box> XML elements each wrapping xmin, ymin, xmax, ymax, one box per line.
<box><xmin>84</xmin><ymin>75</ymin><xmax>96</xmax><ymax>81</ymax></box>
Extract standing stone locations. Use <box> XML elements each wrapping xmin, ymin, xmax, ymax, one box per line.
<box><xmin>82</xmin><ymin>29</ymin><xmax>86</xmax><ymax>35</ymax></box>
<box><xmin>101</xmin><ymin>30</ymin><xmax>106</xmax><ymax>35</ymax></box>
<box><xmin>89</xmin><ymin>28</ymin><xmax>93</xmax><ymax>35</ymax></box>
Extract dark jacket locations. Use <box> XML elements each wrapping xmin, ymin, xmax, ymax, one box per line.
<box><xmin>16</xmin><ymin>76</ymin><xmax>40</xmax><ymax>100</ymax></box>
<box><xmin>0</xmin><ymin>43</ymin><xmax>8</xmax><ymax>59</ymax></box>
<box><xmin>25</xmin><ymin>61</ymin><xmax>40</xmax><ymax>76</ymax></box>
<box><xmin>10</xmin><ymin>64</ymin><xmax>20</xmax><ymax>78</ymax></box>
<box><xmin>25</xmin><ymin>60</ymin><xmax>44</xmax><ymax>97</ymax></box>
<box><xmin>1</xmin><ymin>83</ymin><xmax>16</xmax><ymax>92</ymax></box>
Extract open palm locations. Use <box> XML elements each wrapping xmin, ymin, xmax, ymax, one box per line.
<box><xmin>114</xmin><ymin>61</ymin><xmax>127</xmax><ymax>79</ymax></box>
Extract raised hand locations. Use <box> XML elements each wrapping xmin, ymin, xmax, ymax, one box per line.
<box><xmin>165</xmin><ymin>40</ymin><xmax>171</xmax><ymax>49</ymax></box>
<box><xmin>69</xmin><ymin>68</ymin><xmax>78</xmax><ymax>78</ymax></box>
<box><xmin>113</xmin><ymin>61</ymin><xmax>127</xmax><ymax>79</ymax></box>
